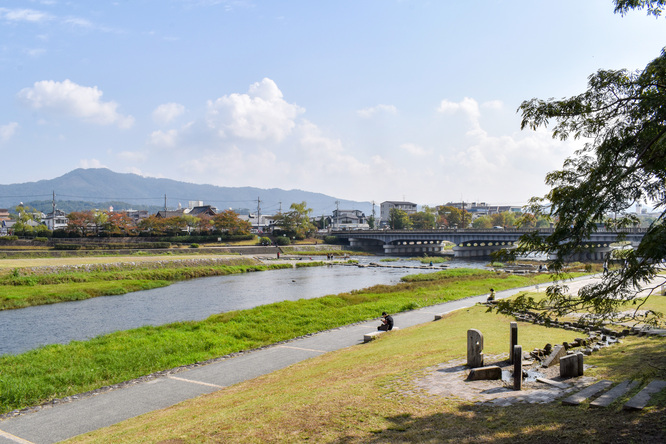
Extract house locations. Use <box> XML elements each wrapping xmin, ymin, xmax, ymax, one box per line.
<box><xmin>185</xmin><ymin>205</ymin><xmax>217</xmax><ymax>217</ymax></box>
<box><xmin>0</xmin><ymin>209</ymin><xmax>10</xmax><ymax>222</ymax></box>
<box><xmin>380</xmin><ymin>201</ymin><xmax>417</xmax><ymax>225</ymax></box>
<box><xmin>42</xmin><ymin>209</ymin><xmax>69</xmax><ymax>231</ymax></box>
<box><xmin>155</xmin><ymin>209</ymin><xmax>185</xmax><ymax>218</ymax></box>
<box><xmin>329</xmin><ymin>209</ymin><xmax>370</xmax><ymax>230</ymax></box>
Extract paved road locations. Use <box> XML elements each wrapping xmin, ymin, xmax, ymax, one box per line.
<box><xmin>0</xmin><ymin>276</ymin><xmax>598</xmax><ymax>444</ymax></box>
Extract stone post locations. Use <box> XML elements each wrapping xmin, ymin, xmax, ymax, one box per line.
<box><xmin>509</xmin><ymin>322</ymin><xmax>518</xmax><ymax>364</ymax></box>
<box><xmin>467</xmin><ymin>329</ymin><xmax>484</xmax><ymax>368</ymax></box>
<box><xmin>513</xmin><ymin>345</ymin><xmax>522</xmax><ymax>390</ymax></box>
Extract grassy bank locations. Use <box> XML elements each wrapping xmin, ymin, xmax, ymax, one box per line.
<box><xmin>0</xmin><ymin>269</ymin><xmax>555</xmax><ymax>415</ymax></box>
<box><xmin>0</xmin><ymin>257</ymin><xmax>292</xmax><ymax>310</ymax></box>
<box><xmin>68</xmin><ymin>303</ymin><xmax>666</xmax><ymax>443</ymax></box>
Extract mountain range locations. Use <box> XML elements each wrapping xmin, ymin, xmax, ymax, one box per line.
<box><xmin>0</xmin><ymin>168</ymin><xmax>374</xmax><ymax>217</ymax></box>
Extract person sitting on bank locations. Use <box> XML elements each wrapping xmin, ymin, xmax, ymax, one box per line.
<box><xmin>486</xmin><ymin>288</ymin><xmax>496</xmax><ymax>303</ymax></box>
<box><xmin>378</xmin><ymin>311</ymin><xmax>394</xmax><ymax>331</ymax></box>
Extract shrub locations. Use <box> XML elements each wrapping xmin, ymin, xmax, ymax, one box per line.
<box><xmin>190</xmin><ymin>243</ymin><xmax>200</xmax><ymax>248</ymax></box>
<box><xmin>275</xmin><ymin>236</ymin><xmax>291</xmax><ymax>246</ymax></box>
<box><xmin>34</xmin><ymin>237</ymin><xmax>49</xmax><ymax>243</ymax></box>
<box><xmin>259</xmin><ymin>237</ymin><xmax>272</xmax><ymax>246</ymax></box>
<box><xmin>324</xmin><ymin>236</ymin><xmax>339</xmax><ymax>244</ymax></box>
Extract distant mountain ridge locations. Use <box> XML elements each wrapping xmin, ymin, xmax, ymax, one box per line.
<box><xmin>0</xmin><ymin>168</ymin><xmax>373</xmax><ymax>216</ymax></box>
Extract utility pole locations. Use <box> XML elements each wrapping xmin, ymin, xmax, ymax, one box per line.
<box><xmin>335</xmin><ymin>200</ymin><xmax>340</xmax><ymax>230</ymax></box>
<box><xmin>164</xmin><ymin>194</ymin><xmax>167</xmax><ymax>213</ymax></box>
<box><xmin>51</xmin><ymin>191</ymin><xmax>56</xmax><ymax>230</ymax></box>
<box><xmin>257</xmin><ymin>197</ymin><xmax>262</xmax><ymax>231</ymax></box>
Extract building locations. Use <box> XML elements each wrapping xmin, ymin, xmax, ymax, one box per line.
<box><xmin>329</xmin><ymin>209</ymin><xmax>369</xmax><ymax>230</ymax></box>
<box><xmin>42</xmin><ymin>209</ymin><xmax>68</xmax><ymax>231</ymax></box>
<box><xmin>380</xmin><ymin>201</ymin><xmax>417</xmax><ymax>225</ymax></box>
<box><xmin>0</xmin><ymin>209</ymin><xmax>10</xmax><ymax>222</ymax></box>
<box><xmin>444</xmin><ymin>202</ymin><xmax>522</xmax><ymax>218</ymax></box>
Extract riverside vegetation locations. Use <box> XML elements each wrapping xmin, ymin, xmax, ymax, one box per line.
<box><xmin>0</xmin><ymin>265</ymin><xmax>559</xmax><ymax>416</ymax></box>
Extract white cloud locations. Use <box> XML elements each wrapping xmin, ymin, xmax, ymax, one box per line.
<box><xmin>78</xmin><ymin>158</ymin><xmax>105</xmax><ymax>169</ymax></box>
<box><xmin>356</xmin><ymin>104</ymin><xmax>397</xmax><ymax>118</ymax></box>
<box><xmin>0</xmin><ymin>122</ymin><xmax>18</xmax><ymax>143</ymax></box>
<box><xmin>18</xmin><ymin>79</ymin><xmax>134</xmax><ymax>128</ymax></box>
<box><xmin>206</xmin><ymin>78</ymin><xmax>304</xmax><ymax>142</ymax></box>
<box><xmin>149</xmin><ymin>129</ymin><xmax>179</xmax><ymax>147</ymax></box>
<box><xmin>0</xmin><ymin>8</ymin><xmax>52</xmax><ymax>23</ymax></box>
<box><xmin>152</xmin><ymin>102</ymin><xmax>185</xmax><ymax>125</ymax></box>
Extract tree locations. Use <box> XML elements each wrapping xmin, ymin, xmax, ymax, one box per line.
<box><xmin>472</xmin><ymin>215</ymin><xmax>493</xmax><ymax>229</ymax></box>
<box><xmin>106</xmin><ymin>212</ymin><xmax>137</xmax><ymax>236</ymax></box>
<box><xmin>498</xmin><ymin>1</ymin><xmax>666</xmax><ymax>326</ymax></box>
<box><xmin>387</xmin><ymin>208</ymin><xmax>411</xmax><ymax>230</ymax></box>
<box><xmin>273</xmin><ymin>202</ymin><xmax>314</xmax><ymax>239</ymax></box>
<box><xmin>436</xmin><ymin>205</ymin><xmax>466</xmax><ymax>228</ymax></box>
<box><xmin>66</xmin><ymin>211</ymin><xmax>95</xmax><ymax>237</ymax></box>
<box><xmin>212</xmin><ymin>210</ymin><xmax>251</xmax><ymax>235</ymax></box>
<box><xmin>410</xmin><ymin>210</ymin><xmax>436</xmax><ymax>229</ymax></box>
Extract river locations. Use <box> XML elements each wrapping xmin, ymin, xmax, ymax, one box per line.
<box><xmin>0</xmin><ymin>257</ymin><xmax>488</xmax><ymax>356</ymax></box>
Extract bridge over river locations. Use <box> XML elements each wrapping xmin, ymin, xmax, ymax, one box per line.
<box><xmin>332</xmin><ymin>228</ymin><xmax>648</xmax><ymax>259</ymax></box>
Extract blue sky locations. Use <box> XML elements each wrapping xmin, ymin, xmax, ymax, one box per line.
<box><xmin>1</xmin><ymin>0</ymin><xmax>664</xmax><ymax>210</ymax></box>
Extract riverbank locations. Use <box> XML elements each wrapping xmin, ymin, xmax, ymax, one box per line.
<box><xmin>0</xmin><ymin>268</ymin><xmax>557</xmax><ymax>415</ymax></box>
<box><xmin>0</xmin><ymin>255</ymin><xmax>310</xmax><ymax>311</ymax></box>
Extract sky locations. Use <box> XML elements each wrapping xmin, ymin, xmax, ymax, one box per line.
<box><xmin>1</xmin><ymin>1</ymin><xmax>665</xmax><ymax>212</ymax></box>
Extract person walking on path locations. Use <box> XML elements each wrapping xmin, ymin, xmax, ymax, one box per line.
<box><xmin>377</xmin><ymin>311</ymin><xmax>394</xmax><ymax>331</ymax></box>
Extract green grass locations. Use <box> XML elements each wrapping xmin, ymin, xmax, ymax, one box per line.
<box><xmin>67</xmin><ymin>303</ymin><xmax>666</xmax><ymax>444</ymax></box>
<box><xmin>0</xmin><ymin>269</ymin><xmax>555</xmax><ymax>415</ymax></box>
<box><xmin>0</xmin><ymin>259</ymin><xmax>292</xmax><ymax>310</ymax></box>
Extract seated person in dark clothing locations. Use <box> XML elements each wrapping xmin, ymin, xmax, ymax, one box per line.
<box><xmin>378</xmin><ymin>311</ymin><xmax>394</xmax><ymax>331</ymax></box>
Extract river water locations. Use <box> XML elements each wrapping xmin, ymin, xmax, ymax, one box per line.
<box><xmin>0</xmin><ymin>257</ymin><xmax>488</xmax><ymax>356</ymax></box>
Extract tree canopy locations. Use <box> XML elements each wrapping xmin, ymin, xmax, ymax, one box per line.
<box><xmin>501</xmin><ymin>1</ymin><xmax>666</xmax><ymax>326</ymax></box>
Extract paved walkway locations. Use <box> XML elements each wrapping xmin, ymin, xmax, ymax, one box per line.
<box><xmin>0</xmin><ymin>276</ymin><xmax>597</xmax><ymax>444</ymax></box>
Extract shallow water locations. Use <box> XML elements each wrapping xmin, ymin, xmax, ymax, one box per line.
<box><xmin>0</xmin><ymin>257</ymin><xmax>488</xmax><ymax>356</ymax></box>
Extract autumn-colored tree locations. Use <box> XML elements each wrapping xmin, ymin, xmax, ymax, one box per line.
<box><xmin>212</xmin><ymin>210</ymin><xmax>251</xmax><ymax>235</ymax></box>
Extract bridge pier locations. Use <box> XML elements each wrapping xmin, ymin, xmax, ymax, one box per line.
<box><xmin>453</xmin><ymin>241</ymin><xmax>515</xmax><ymax>259</ymax></box>
<box><xmin>384</xmin><ymin>240</ymin><xmax>444</xmax><ymax>256</ymax></box>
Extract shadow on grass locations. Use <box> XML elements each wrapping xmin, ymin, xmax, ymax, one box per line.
<box><xmin>349</xmin><ymin>401</ymin><xmax>666</xmax><ymax>443</ymax></box>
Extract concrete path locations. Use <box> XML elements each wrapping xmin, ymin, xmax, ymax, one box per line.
<box><xmin>0</xmin><ymin>276</ymin><xmax>595</xmax><ymax>444</ymax></box>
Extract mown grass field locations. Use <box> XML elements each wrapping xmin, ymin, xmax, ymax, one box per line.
<box><xmin>67</xmin><ymin>300</ymin><xmax>666</xmax><ymax>443</ymax></box>
<box><xmin>0</xmin><ymin>268</ymin><xmax>556</xmax><ymax>416</ymax></box>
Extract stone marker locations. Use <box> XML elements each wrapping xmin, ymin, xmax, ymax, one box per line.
<box><xmin>590</xmin><ymin>380</ymin><xmax>639</xmax><ymax>408</ymax></box>
<box><xmin>560</xmin><ymin>352</ymin><xmax>584</xmax><ymax>377</ymax></box>
<box><xmin>513</xmin><ymin>345</ymin><xmax>522</xmax><ymax>390</ymax></box>
<box><xmin>562</xmin><ymin>380</ymin><xmax>613</xmax><ymax>406</ymax></box>
<box><xmin>468</xmin><ymin>365</ymin><xmax>502</xmax><ymax>381</ymax></box>
<box><xmin>541</xmin><ymin>345</ymin><xmax>567</xmax><ymax>368</ymax></box>
<box><xmin>624</xmin><ymin>380</ymin><xmax>666</xmax><ymax>411</ymax></box>
<box><xmin>467</xmin><ymin>329</ymin><xmax>484</xmax><ymax>368</ymax></box>
<box><xmin>509</xmin><ymin>322</ymin><xmax>518</xmax><ymax>364</ymax></box>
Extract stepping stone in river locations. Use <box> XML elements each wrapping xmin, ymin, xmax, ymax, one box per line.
<box><xmin>562</xmin><ymin>380</ymin><xmax>613</xmax><ymax>406</ymax></box>
<box><xmin>590</xmin><ymin>380</ymin><xmax>639</xmax><ymax>408</ymax></box>
<box><xmin>623</xmin><ymin>380</ymin><xmax>666</xmax><ymax>411</ymax></box>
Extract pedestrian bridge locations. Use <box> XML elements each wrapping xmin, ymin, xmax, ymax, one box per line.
<box><xmin>331</xmin><ymin>228</ymin><xmax>647</xmax><ymax>259</ymax></box>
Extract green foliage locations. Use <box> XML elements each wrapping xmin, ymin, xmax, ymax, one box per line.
<box><xmin>323</xmin><ymin>235</ymin><xmax>339</xmax><ymax>244</ymax></box>
<box><xmin>508</xmin><ymin>2</ymin><xmax>666</xmax><ymax>326</ymax></box>
<box><xmin>388</xmin><ymin>208</ymin><xmax>412</xmax><ymax>230</ymax></box>
<box><xmin>189</xmin><ymin>243</ymin><xmax>200</xmax><ymax>248</ymax></box>
<box><xmin>275</xmin><ymin>236</ymin><xmax>291</xmax><ymax>246</ymax></box>
<box><xmin>259</xmin><ymin>236</ymin><xmax>272</xmax><ymax>246</ymax></box>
